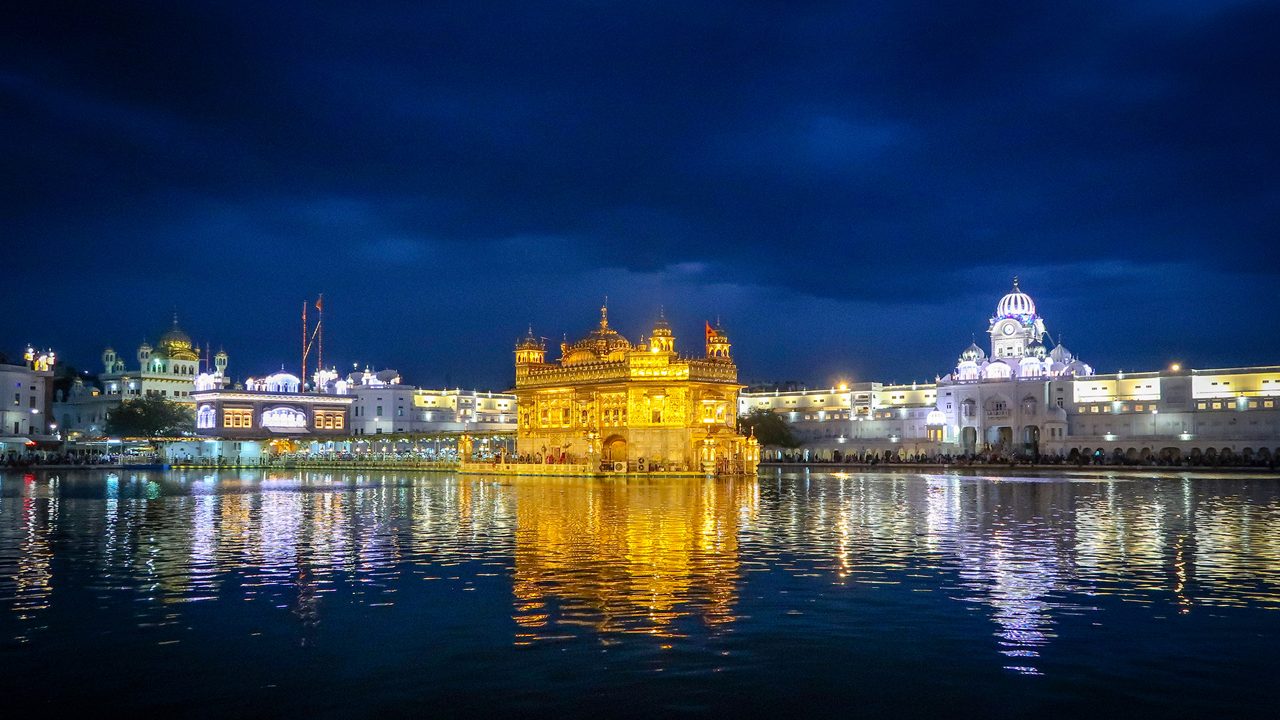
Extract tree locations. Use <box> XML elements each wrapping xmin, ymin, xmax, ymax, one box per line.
<box><xmin>738</xmin><ymin>408</ymin><xmax>801</xmax><ymax>448</ymax></box>
<box><xmin>105</xmin><ymin>396</ymin><xmax>195</xmax><ymax>437</ymax></box>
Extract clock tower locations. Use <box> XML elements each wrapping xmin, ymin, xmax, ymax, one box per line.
<box><xmin>988</xmin><ymin>277</ymin><xmax>1046</xmax><ymax>359</ymax></box>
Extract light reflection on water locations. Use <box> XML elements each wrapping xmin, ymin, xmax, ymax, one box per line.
<box><xmin>0</xmin><ymin>468</ymin><xmax>1278</xmax><ymax>712</ymax></box>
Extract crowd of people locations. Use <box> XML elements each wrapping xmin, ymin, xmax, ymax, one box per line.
<box><xmin>1</xmin><ymin>450</ymin><xmax>136</xmax><ymax>468</ymax></box>
<box><xmin>766</xmin><ymin>448</ymin><xmax>1280</xmax><ymax>470</ymax></box>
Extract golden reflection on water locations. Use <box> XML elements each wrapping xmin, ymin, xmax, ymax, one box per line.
<box><xmin>509</xmin><ymin>478</ymin><xmax>757</xmax><ymax>642</ymax></box>
<box><xmin>0</xmin><ymin>469</ymin><xmax>1278</xmax><ymax>673</ymax></box>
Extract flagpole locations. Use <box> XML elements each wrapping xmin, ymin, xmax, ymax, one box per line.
<box><xmin>317</xmin><ymin>293</ymin><xmax>324</xmax><ymax>373</ymax></box>
<box><xmin>301</xmin><ymin>300</ymin><xmax>308</xmax><ymax>391</ymax></box>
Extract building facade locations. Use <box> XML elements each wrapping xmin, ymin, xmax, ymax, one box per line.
<box><xmin>741</xmin><ymin>279</ymin><xmax>1280</xmax><ymax>463</ymax></box>
<box><xmin>1</xmin><ymin>347</ymin><xmax>56</xmax><ymax>451</ymax></box>
<box><xmin>334</xmin><ymin>367</ymin><xmax>517</xmax><ymax>436</ymax></box>
<box><xmin>514</xmin><ymin>306</ymin><xmax>758</xmax><ymax>474</ymax></box>
<box><xmin>54</xmin><ymin>316</ymin><xmax>229</xmax><ymax>438</ymax></box>
<box><xmin>192</xmin><ymin>371</ymin><xmax>354</xmax><ymax>441</ymax></box>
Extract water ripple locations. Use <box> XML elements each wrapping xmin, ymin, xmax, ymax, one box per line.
<box><xmin>0</xmin><ymin>468</ymin><xmax>1278</xmax><ymax>696</ymax></box>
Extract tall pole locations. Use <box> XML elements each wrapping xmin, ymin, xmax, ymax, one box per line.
<box><xmin>301</xmin><ymin>300</ymin><xmax>308</xmax><ymax>391</ymax></box>
<box><xmin>317</xmin><ymin>293</ymin><xmax>324</xmax><ymax>373</ymax></box>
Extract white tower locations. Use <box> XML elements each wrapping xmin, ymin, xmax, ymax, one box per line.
<box><xmin>988</xmin><ymin>277</ymin><xmax>1046</xmax><ymax>359</ymax></box>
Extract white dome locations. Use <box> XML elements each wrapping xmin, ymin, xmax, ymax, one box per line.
<box><xmin>983</xmin><ymin>360</ymin><xmax>1013</xmax><ymax>380</ymax></box>
<box><xmin>1060</xmin><ymin>360</ymin><xmax>1094</xmax><ymax>377</ymax></box>
<box><xmin>995</xmin><ymin>277</ymin><xmax>1036</xmax><ymax>318</ymax></box>
<box><xmin>959</xmin><ymin>341</ymin><xmax>986</xmax><ymax>363</ymax></box>
<box><xmin>925</xmin><ymin>409</ymin><xmax>947</xmax><ymax>426</ymax></box>
<box><xmin>1019</xmin><ymin>355</ymin><xmax>1044</xmax><ymax>378</ymax></box>
<box><xmin>248</xmin><ymin>372</ymin><xmax>302</xmax><ymax>393</ymax></box>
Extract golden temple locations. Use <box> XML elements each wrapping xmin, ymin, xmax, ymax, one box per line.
<box><xmin>511</xmin><ymin>304</ymin><xmax>759</xmax><ymax>475</ymax></box>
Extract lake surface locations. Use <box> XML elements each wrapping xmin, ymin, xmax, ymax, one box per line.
<box><xmin>1</xmin><ymin>468</ymin><xmax>1278</xmax><ymax>718</ymax></box>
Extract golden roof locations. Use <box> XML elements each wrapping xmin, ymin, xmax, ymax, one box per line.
<box><xmin>561</xmin><ymin>304</ymin><xmax>631</xmax><ymax>365</ymax></box>
<box><xmin>156</xmin><ymin>315</ymin><xmax>198</xmax><ymax>360</ymax></box>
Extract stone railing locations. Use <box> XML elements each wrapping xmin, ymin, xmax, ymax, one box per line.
<box><xmin>460</xmin><ymin>461</ymin><xmax>593</xmax><ymax>474</ymax></box>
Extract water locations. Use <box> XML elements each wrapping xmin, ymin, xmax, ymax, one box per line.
<box><xmin>1</xmin><ymin>468</ymin><xmax>1278</xmax><ymax>718</ymax></box>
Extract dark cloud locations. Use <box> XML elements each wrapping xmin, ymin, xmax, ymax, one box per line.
<box><xmin>3</xmin><ymin>1</ymin><xmax>1277</xmax><ymax>389</ymax></box>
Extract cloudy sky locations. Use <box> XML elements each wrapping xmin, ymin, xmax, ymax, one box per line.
<box><xmin>4</xmin><ymin>1</ymin><xmax>1277</xmax><ymax>389</ymax></box>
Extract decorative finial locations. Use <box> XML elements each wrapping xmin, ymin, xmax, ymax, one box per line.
<box><xmin>600</xmin><ymin>297</ymin><xmax>609</xmax><ymax>329</ymax></box>
<box><xmin>172</xmin><ymin>310</ymin><xmax>179</xmax><ymax>327</ymax></box>
<box><xmin>1012</xmin><ymin>275</ymin><xmax>1020</xmax><ymax>290</ymax></box>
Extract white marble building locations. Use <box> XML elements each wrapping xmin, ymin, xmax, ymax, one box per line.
<box><xmin>1</xmin><ymin>347</ymin><xmax>56</xmax><ymax>449</ymax></box>
<box><xmin>54</xmin><ymin>317</ymin><xmax>229</xmax><ymax>438</ymax></box>
<box><xmin>741</xmin><ymin>279</ymin><xmax>1280</xmax><ymax>463</ymax></box>
<box><xmin>331</xmin><ymin>367</ymin><xmax>516</xmax><ymax>436</ymax></box>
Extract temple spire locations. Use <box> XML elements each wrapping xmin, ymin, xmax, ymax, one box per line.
<box><xmin>600</xmin><ymin>296</ymin><xmax>609</xmax><ymax>329</ymax></box>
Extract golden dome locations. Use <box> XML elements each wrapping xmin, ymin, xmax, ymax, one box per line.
<box><xmin>561</xmin><ymin>303</ymin><xmax>631</xmax><ymax>364</ymax></box>
<box><xmin>651</xmin><ymin>307</ymin><xmax>673</xmax><ymax>337</ymax></box>
<box><xmin>156</xmin><ymin>315</ymin><xmax>198</xmax><ymax>360</ymax></box>
<box><xmin>516</xmin><ymin>326</ymin><xmax>545</xmax><ymax>351</ymax></box>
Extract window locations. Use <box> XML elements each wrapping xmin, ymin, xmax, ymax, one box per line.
<box><xmin>262</xmin><ymin>407</ymin><xmax>307</xmax><ymax>428</ymax></box>
<box><xmin>376</xmin><ymin>405</ymin><xmax>383</xmax><ymax>416</ymax></box>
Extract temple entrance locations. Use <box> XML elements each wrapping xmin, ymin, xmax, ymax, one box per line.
<box><xmin>603</xmin><ymin>435</ymin><xmax>627</xmax><ymax>465</ymax></box>
<box><xmin>1022</xmin><ymin>426</ymin><xmax>1040</xmax><ymax>456</ymax></box>
<box><xmin>961</xmin><ymin>427</ymin><xmax>978</xmax><ymax>454</ymax></box>
<box><xmin>987</xmin><ymin>426</ymin><xmax>1013</xmax><ymax>451</ymax></box>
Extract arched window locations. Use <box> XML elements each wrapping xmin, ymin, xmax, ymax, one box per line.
<box><xmin>261</xmin><ymin>406</ymin><xmax>307</xmax><ymax>428</ymax></box>
<box><xmin>196</xmin><ymin>405</ymin><xmax>216</xmax><ymax>429</ymax></box>
<box><xmin>984</xmin><ymin>361</ymin><xmax>1012</xmax><ymax>380</ymax></box>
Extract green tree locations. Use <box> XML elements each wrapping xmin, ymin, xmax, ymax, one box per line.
<box><xmin>105</xmin><ymin>396</ymin><xmax>195</xmax><ymax>437</ymax></box>
<box><xmin>738</xmin><ymin>408</ymin><xmax>801</xmax><ymax>448</ymax></box>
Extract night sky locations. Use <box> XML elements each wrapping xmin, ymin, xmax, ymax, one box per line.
<box><xmin>4</xmin><ymin>2</ymin><xmax>1278</xmax><ymax>391</ymax></box>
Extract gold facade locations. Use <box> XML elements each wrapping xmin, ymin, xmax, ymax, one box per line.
<box><xmin>513</xmin><ymin>306</ymin><xmax>759</xmax><ymax>474</ymax></box>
